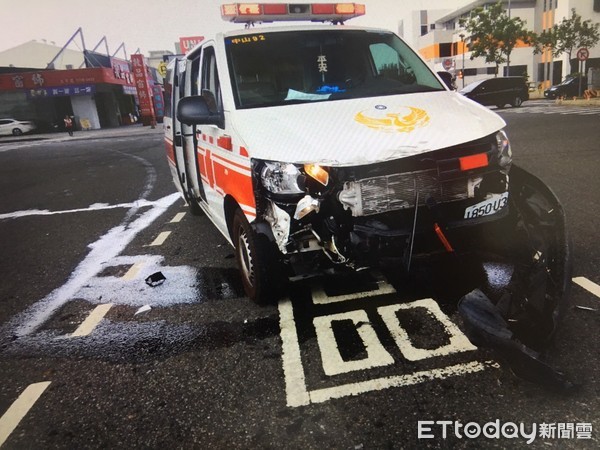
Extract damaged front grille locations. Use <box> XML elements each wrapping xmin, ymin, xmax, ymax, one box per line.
<box><xmin>338</xmin><ymin>169</ymin><xmax>471</xmax><ymax>217</ymax></box>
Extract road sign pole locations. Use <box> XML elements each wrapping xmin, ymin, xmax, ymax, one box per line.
<box><xmin>576</xmin><ymin>48</ymin><xmax>590</xmax><ymax>98</ymax></box>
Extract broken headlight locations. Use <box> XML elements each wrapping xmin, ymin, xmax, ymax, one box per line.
<box><xmin>260</xmin><ymin>161</ymin><xmax>305</xmax><ymax>195</ymax></box>
<box><xmin>496</xmin><ymin>130</ymin><xmax>512</xmax><ymax>170</ymax></box>
<box><xmin>259</xmin><ymin>160</ymin><xmax>332</xmax><ymax>195</ymax></box>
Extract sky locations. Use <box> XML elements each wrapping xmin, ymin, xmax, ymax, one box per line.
<box><xmin>0</xmin><ymin>0</ymin><xmax>470</xmax><ymax>56</ymax></box>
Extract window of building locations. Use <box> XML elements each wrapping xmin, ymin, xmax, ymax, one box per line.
<box><xmin>439</xmin><ymin>43</ymin><xmax>453</xmax><ymax>58</ymax></box>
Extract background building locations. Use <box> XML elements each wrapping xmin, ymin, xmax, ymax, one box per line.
<box><xmin>415</xmin><ymin>0</ymin><xmax>599</xmax><ymax>88</ymax></box>
<box><xmin>0</xmin><ymin>38</ymin><xmax>169</xmax><ymax>130</ymax></box>
<box><xmin>0</xmin><ymin>40</ymin><xmax>84</xmax><ymax>70</ymax></box>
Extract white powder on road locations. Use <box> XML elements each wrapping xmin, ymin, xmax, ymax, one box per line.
<box><xmin>7</xmin><ymin>192</ymin><xmax>183</xmax><ymax>337</ymax></box>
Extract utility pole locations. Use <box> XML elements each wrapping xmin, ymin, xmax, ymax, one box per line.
<box><xmin>459</xmin><ymin>33</ymin><xmax>466</xmax><ymax>88</ymax></box>
<box><xmin>506</xmin><ymin>0</ymin><xmax>512</xmax><ymax>75</ymax></box>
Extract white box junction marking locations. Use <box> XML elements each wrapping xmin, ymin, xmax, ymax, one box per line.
<box><xmin>311</xmin><ymin>277</ymin><xmax>396</xmax><ymax>305</ymax></box>
<box><xmin>279</xmin><ymin>289</ymin><xmax>484</xmax><ymax>408</ymax></box>
<box><xmin>378</xmin><ymin>299</ymin><xmax>477</xmax><ymax>361</ymax></box>
<box><xmin>314</xmin><ymin>310</ymin><xmax>394</xmax><ymax>376</ymax></box>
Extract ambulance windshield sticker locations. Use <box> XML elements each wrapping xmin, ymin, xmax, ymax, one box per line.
<box><xmin>228</xmin><ymin>35</ymin><xmax>266</xmax><ymax>45</ymax></box>
<box><xmin>317</xmin><ymin>54</ymin><xmax>327</xmax><ymax>83</ymax></box>
<box><xmin>355</xmin><ymin>106</ymin><xmax>430</xmax><ymax>133</ymax></box>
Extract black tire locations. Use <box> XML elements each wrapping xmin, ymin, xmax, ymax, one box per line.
<box><xmin>12</xmin><ymin>128</ymin><xmax>23</xmax><ymax>136</ymax></box>
<box><xmin>232</xmin><ymin>208</ymin><xmax>284</xmax><ymax>305</ymax></box>
<box><xmin>511</xmin><ymin>96</ymin><xmax>523</xmax><ymax>107</ymax></box>
<box><xmin>187</xmin><ymin>197</ymin><xmax>203</xmax><ymax>216</ymax></box>
<box><xmin>496</xmin><ymin>103</ymin><xmax>504</xmax><ymax>109</ymax></box>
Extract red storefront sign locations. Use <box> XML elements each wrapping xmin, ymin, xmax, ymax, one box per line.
<box><xmin>179</xmin><ymin>36</ymin><xmax>204</xmax><ymax>53</ymax></box>
<box><xmin>0</xmin><ymin>67</ymin><xmax>135</xmax><ymax>91</ymax></box>
<box><xmin>131</xmin><ymin>54</ymin><xmax>155</xmax><ymax>119</ymax></box>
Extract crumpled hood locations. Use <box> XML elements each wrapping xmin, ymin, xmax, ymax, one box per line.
<box><xmin>230</xmin><ymin>91</ymin><xmax>506</xmax><ymax>167</ymax></box>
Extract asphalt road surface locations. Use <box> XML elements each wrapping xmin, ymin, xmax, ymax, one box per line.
<box><xmin>0</xmin><ymin>104</ymin><xmax>599</xmax><ymax>449</ymax></box>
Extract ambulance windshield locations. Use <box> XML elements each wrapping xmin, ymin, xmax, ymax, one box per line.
<box><xmin>225</xmin><ymin>29</ymin><xmax>445</xmax><ymax>109</ymax></box>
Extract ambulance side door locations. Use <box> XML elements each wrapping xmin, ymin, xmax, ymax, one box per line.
<box><xmin>181</xmin><ymin>51</ymin><xmax>207</xmax><ymax>205</ymax></box>
<box><xmin>194</xmin><ymin>44</ymin><xmax>230</xmax><ymax>234</ymax></box>
<box><xmin>165</xmin><ymin>59</ymin><xmax>192</xmax><ymax>201</ymax></box>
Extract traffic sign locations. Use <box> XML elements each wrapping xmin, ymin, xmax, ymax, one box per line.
<box><xmin>442</xmin><ymin>58</ymin><xmax>454</xmax><ymax>70</ymax></box>
<box><xmin>577</xmin><ymin>48</ymin><xmax>589</xmax><ymax>61</ymax></box>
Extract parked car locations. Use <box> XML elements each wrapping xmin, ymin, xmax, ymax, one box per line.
<box><xmin>437</xmin><ymin>71</ymin><xmax>457</xmax><ymax>90</ymax></box>
<box><xmin>459</xmin><ymin>76</ymin><xmax>529</xmax><ymax>108</ymax></box>
<box><xmin>544</xmin><ymin>76</ymin><xmax>586</xmax><ymax>99</ymax></box>
<box><xmin>0</xmin><ymin>118</ymin><xmax>37</xmax><ymax>136</ymax></box>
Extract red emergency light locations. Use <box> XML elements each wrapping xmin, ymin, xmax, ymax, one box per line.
<box><xmin>221</xmin><ymin>3</ymin><xmax>366</xmax><ymax>23</ymax></box>
<box><xmin>459</xmin><ymin>153</ymin><xmax>489</xmax><ymax>171</ymax></box>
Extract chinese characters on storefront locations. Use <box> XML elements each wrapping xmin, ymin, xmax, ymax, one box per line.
<box><xmin>26</xmin><ymin>84</ymin><xmax>96</xmax><ymax>99</ymax></box>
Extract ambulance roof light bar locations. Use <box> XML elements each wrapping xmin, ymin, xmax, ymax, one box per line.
<box><xmin>221</xmin><ymin>3</ymin><xmax>366</xmax><ymax>25</ymax></box>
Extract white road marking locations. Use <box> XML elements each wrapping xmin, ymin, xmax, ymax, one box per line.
<box><xmin>71</xmin><ymin>304</ymin><xmax>113</xmax><ymax>337</ymax></box>
<box><xmin>0</xmin><ymin>199</ymin><xmax>166</xmax><ymax>221</ymax></box>
<box><xmin>499</xmin><ymin>105</ymin><xmax>600</xmax><ymax>116</ymax></box>
<box><xmin>573</xmin><ymin>277</ymin><xmax>600</xmax><ymax>299</ymax></box>
<box><xmin>8</xmin><ymin>193</ymin><xmax>180</xmax><ymax>337</ymax></box>
<box><xmin>378</xmin><ymin>299</ymin><xmax>477</xmax><ymax>361</ymax></box>
<box><xmin>308</xmin><ymin>361</ymin><xmax>486</xmax><ymax>405</ymax></box>
<box><xmin>122</xmin><ymin>262</ymin><xmax>145</xmax><ymax>281</ymax></box>
<box><xmin>169</xmin><ymin>212</ymin><xmax>186</xmax><ymax>223</ymax></box>
<box><xmin>312</xmin><ymin>279</ymin><xmax>396</xmax><ymax>305</ymax></box>
<box><xmin>278</xmin><ymin>299</ymin><xmax>311</xmax><ymax>407</ymax></box>
<box><xmin>279</xmin><ymin>292</ymin><xmax>486</xmax><ymax>408</ymax></box>
<box><xmin>314</xmin><ymin>310</ymin><xmax>394</xmax><ymax>376</ymax></box>
<box><xmin>0</xmin><ymin>382</ymin><xmax>51</xmax><ymax>447</ymax></box>
<box><xmin>149</xmin><ymin>231</ymin><xmax>171</xmax><ymax>246</ymax></box>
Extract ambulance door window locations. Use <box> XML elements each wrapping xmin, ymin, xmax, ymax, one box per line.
<box><xmin>190</xmin><ymin>56</ymin><xmax>201</xmax><ymax>96</ymax></box>
<box><xmin>164</xmin><ymin>68</ymin><xmax>172</xmax><ymax>117</ymax></box>
<box><xmin>200</xmin><ymin>46</ymin><xmax>223</xmax><ymax>123</ymax></box>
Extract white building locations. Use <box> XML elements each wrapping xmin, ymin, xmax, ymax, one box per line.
<box><xmin>414</xmin><ymin>0</ymin><xmax>600</xmax><ymax>88</ymax></box>
<box><xmin>0</xmin><ymin>40</ymin><xmax>84</xmax><ymax>70</ymax></box>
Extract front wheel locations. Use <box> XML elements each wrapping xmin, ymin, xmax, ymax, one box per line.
<box><xmin>511</xmin><ymin>96</ymin><xmax>523</xmax><ymax>107</ymax></box>
<box><xmin>232</xmin><ymin>208</ymin><xmax>285</xmax><ymax>305</ymax></box>
<box><xmin>12</xmin><ymin>128</ymin><xmax>23</xmax><ymax>136</ymax></box>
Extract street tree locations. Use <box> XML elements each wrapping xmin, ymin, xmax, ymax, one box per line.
<box><xmin>534</xmin><ymin>8</ymin><xmax>600</xmax><ymax>74</ymax></box>
<box><xmin>460</xmin><ymin>1</ymin><xmax>532</xmax><ymax>76</ymax></box>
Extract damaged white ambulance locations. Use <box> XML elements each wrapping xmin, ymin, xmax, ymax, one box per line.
<box><xmin>164</xmin><ymin>4</ymin><xmax>572</xmax><ymax>380</ymax></box>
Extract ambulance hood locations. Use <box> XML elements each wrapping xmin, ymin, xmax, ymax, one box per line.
<box><xmin>231</xmin><ymin>91</ymin><xmax>506</xmax><ymax>167</ymax></box>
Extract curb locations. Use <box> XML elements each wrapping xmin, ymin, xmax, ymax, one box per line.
<box><xmin>0</xmin><ymin>124</ymin><xmax>162</xmax><ymax>145</ymax></box>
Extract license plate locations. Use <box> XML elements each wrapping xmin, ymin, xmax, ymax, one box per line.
<box><xmin>464</xmin><ymin>192</ymin><xmax>509</xmax><ymax>219</ymax></box>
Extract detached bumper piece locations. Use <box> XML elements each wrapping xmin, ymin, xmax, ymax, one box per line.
<box><xmin>456</xmin><ymin>165</ymin><xmax>574</xmax><ymax>390</ymax></box>
<box><xmin>459</xmin><ymin>290</ymin><xmax>576</xmax><ymax>392</ymax></box>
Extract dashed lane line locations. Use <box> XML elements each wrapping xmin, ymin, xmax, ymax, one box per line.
<box><xmin>169</xmin><ymin>212</ymin><xmax>186</xmax><ymax>223</ymax></box>
<box><xmin>0</xmin><ymin>382</ymin><xmax>52</xmax><ymax>447</ymax></box>
<box><xmin>149</xmin><ymin>231</ymin><xmax>171</xmax><ymax>246</ymax></box>
<box><xmin>71</xmin><ymin>304</ymin><xmax>113</xmax><ymax>337</ymax></box>
<box><xmin>122</xmin><ymin>262</ymin><xmax>145</xmax><ymax>281</ymax></box>
<box><xmin>573</xmin><ymin>277</ymin><xmax>600</xmax><ymax>299</ymax></box>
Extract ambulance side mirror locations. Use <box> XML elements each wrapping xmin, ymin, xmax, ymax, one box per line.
<box><xmin>177</xmin><ymin>96</ymin><xmax>221</xmax><ymax>126</ymax></box>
